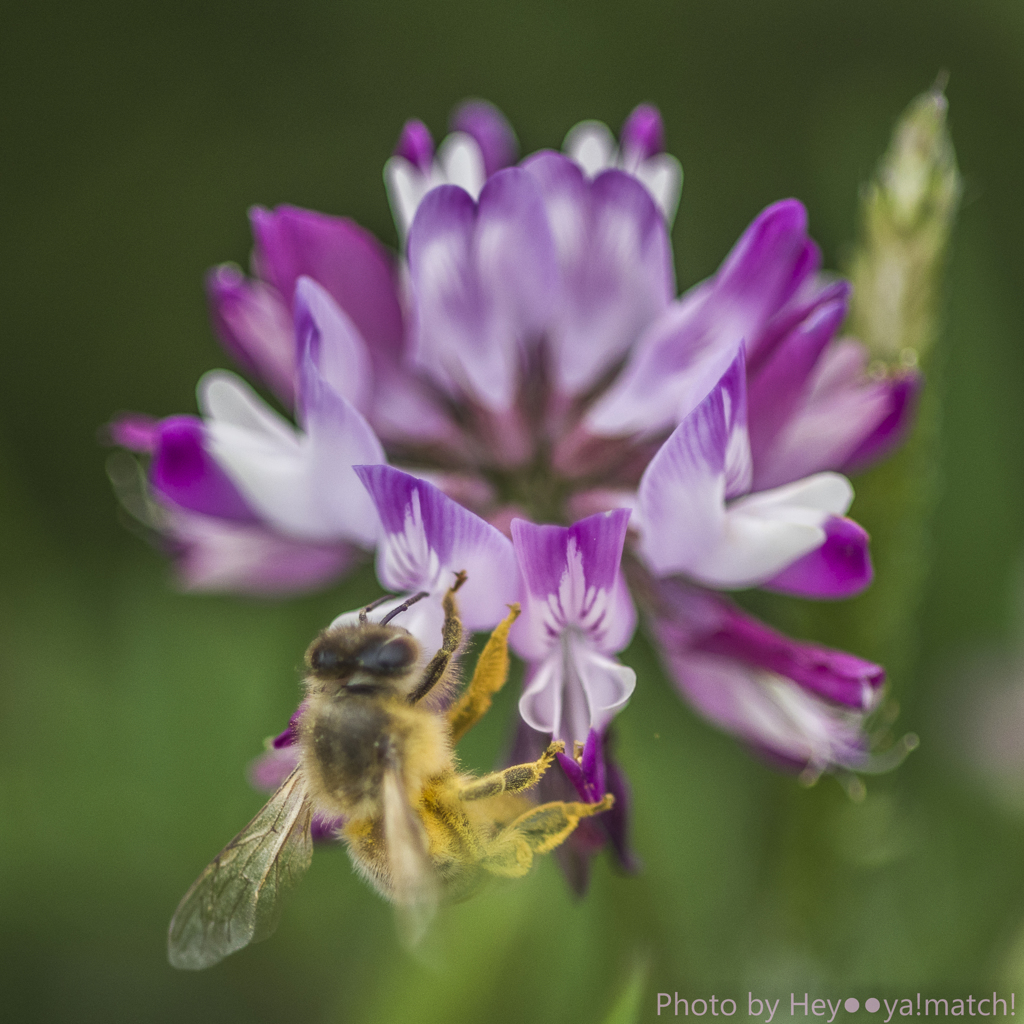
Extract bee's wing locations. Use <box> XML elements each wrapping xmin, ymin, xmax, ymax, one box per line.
<box><xmin>168</xmin><ymin>769</ymin><xmax>314</xmax><ymax>970</ymax></box>
<box><xmin>382</xmin><ymin>766</ymin><xmax>440</xmax><ymax>947</ymax></box>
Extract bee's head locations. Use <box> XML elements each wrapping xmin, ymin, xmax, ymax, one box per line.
<box><xmin>305</xmin><ymin>624</ymin><xmax>420</xmax><ymax>695</ymax></box>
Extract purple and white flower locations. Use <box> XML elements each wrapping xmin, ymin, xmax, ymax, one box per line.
<box><xmin>511</xmin><ymin>510</ymin><xmax>637</xmax><ymax>746</ymax></box>
<box><xmin>111</xmin><ymin>101</ymin><xmax>917</xmax><ymax>841</ymax></box>
<box><xmin>385</xmin><ymin>100</ymin><xmax>519</xmax><ymax>240</ymax></box>
<box><xmin>649</xmin><ymin>581</ymin><xmax>886</xmax><ymax>776</ymax></box>
<box><xmin>563</xmin><ymin>103</ymin><xmax>683</xmax><ymax>224</ymax></box>
<box><xmin>633</xmin><ymin>351</ymin><xmax>872</xmax><ymax>597</ymax></box>
<box><xmin>345</xmin><ymin>465</ymin><xmax>518</xmax><ymax>645</ymax></box>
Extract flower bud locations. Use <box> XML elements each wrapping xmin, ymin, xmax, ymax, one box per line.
<box><xmin>847</xmin><ymin>83</ymin><xmax>962</xmax><ymax>363</ymax></box>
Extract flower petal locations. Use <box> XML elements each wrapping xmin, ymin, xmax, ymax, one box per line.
<box><xmin>519</xmin><ymin>655</ymin><xmax>564</xmax><ymax>737</ymax></box>
<box><xmin>667</xmin><ymin>649</ymin><xmax>872</xmax><ymax>772</ymax></box>
<box><xmin>510</xmin><ymin>509</ymin><xmax>636</xmax><ymax>659</ymax></box>
<box><xmin>651</xmin><ymin>582</ymin><xmax>881</xmax><ymax>768</ymax></box>
<box><xmin>384</xmin><ymin>155</ymin><xmax>430</xmax><ymax>239</ymax></box>
<box><xmin>714</xmin><ymin>200</ymin><xmax>819</xmax><ymax>322</ymax></box>
<box><xmin>199</xmin><ymin>366</ymin><xmax>383</xmax><ymax>546</ymax></box>
<box><xmin>249</xmin><ymin>745</ymin><xmax>299</xmax><ymax>791</ymax></box>
<box><xmin>746</xmin><ymin>285</ymin><xmax>850</xmax><ymax>469</ymax></box>
<box><xmin>164</xmin><ymin>505</ymin><xmax>353</xmax><ymax>594</ymax></box>
<box><xmin>584</xmin><ymin>282</ymin><xmax>741</xmax><ymax>438</ymax></box>
<box><xmin>353</xmin><ymin>465</ymin><xmax>518</xmax><ymax>630</ymax></box>
<box><xmin>150</xmin><ymin>416</ymin><xmax>255</xmax><ymax>521</ymax></box>
<box><xmin>249</xmin><ymin>204</ymin><xmax>404</xmax><ymax>368</ymax></box>
<box><xmin>637</xmin><ymin>351</ymin><xmax>856</xmax><ymax>589</ymax></box>
<box><xmin>407</xmin><ymin>171</ymin><xmax>557</xmax><ymax>411</ymax></box>
<box><xmin>451</xmin><ymin>99</ymin><xmax>519</xmax><ymax>177</ymax></box>
<box><xmin>436</xmin><ymin>131</ymin><xmax>487</xmax><ymax>199</ymax></box>
<box><xmin>109</xmin><ymin>413</ymin><xmax>158</xmax><ymax>452</ymax></box>
<box><xmin>662</xmin><ymin>584</ymin><xmax>884</xmax><ymax>708</ymax></box>
<box><xmin>296</xmin><ymin>353</ymin><xmax>385</xmax><ymax>547</ymax></box>
<box><xmin>620</xmin><ymin>104</ymin><xmax>664</xmax><ymax>163</ymax></box>
<box><xmin>700</xmin><ymin>473</ymin><xmax>852</xmax><ymax>588</ymax></box>
<box><xmin>563</xmin><ymin>120</ymin><xmax>616</xmax><ymax>177</ymax></box>
<box><xmin>394</xmin><ymin>119</ymin><xmax>434</xmax><ymax>171</ymax></box>
<box><xmin>572</xmin><ymin>639</ymin><xmax>637</xmax><ymax>733</ymax></box>
<box><xmin>518</xmin><ymin>640</ymin><xmax>635</xmax><ymax>745</ymax></box>
<box><xmin>523</xmin><ymin>154</ymin><xmax>674</xmax><ymax>395</ymax></box>
<box><xmin>765</xmin><ymin>515</ymin><xmax>873</xmax><ymax>598</ymax></box>
<box><xmin>752</xmin><ymin>339</ymin><xmax>919</xmax><ymax>488</ymax></box>
<box><xmin>634</xmin><ymin>154</ymin><xmax>683</xmax><ymax>225</ymax></box>
<box><xmin>294</xmin><ymin>276</ymin><xmax>373</xmax><ymax>415</ymax></box>
<box><xmin>587</xmin><ymin>200</ymin><xmax>819</xmax><ymax>439</ymax></box>
<box><xmin>841</xmin><ymin>370</ymin><xmax>921</xmax><ymax>475</ymax></box>
<box><xmin>206</xmin><ymin>264</ymin><xmax>296</xmax><ymax>406</ymax></box>
<box><xmin>636</xmin><ymin>355</ymin><xmax>761</xmax><ymax>582</ymax></box>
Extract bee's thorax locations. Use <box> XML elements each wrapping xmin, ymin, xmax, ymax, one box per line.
<box><xmin>301</xmin><ymin>696</ymin><xmax>396</xmax><ymax>812</ymax></box>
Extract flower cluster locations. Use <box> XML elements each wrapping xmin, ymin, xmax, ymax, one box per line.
<box><xmin>111</xmin><ymin>100</ymin><xmax>918</xmax><ymax>879</ymax></box>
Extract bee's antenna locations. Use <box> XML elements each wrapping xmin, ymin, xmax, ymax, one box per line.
<box><xmin>359</xmin><ymin>594</ymin><xmax>395</xmax><ymax>624</ymax></box>
<box><xmin>380</xmin><ymin>591</ymin><xmax>429</xmax><ymax>626</ymax></box>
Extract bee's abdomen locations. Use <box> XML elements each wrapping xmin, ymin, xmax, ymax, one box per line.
<box><xmin>308</xmin><ymin>699</ymin><xmax>393</xmax><ymax>805</ymax></box>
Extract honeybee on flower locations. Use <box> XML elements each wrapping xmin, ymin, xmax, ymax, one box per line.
<box><xmin>109</xmin><ymin>97</ymin><xmax>940</xmax><ymax>898</ymax></box>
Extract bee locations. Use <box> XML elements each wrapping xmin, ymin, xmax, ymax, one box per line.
<box><xmin>168</xmin><ymin>572</ymin><xmax>614</xmax><ymax>969</ymax></box>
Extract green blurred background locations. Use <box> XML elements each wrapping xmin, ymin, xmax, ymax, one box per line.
<box><xmin>4</xmin><ymin>1</ymin><xmax>1024</xmax><ymax>1020</ymax></box>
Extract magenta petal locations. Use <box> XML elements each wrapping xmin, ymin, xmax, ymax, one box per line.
<box><xmin>407</xmin><ymin>171</ymin><xmax>557</xmax><ymax>410</ymax></box>
<box><xmin>293</xmin><ymin>276</ymin><xmax>372</xmax><ymax>414</ymax></box>
<box><xmin>511</xmin><ymin>510</ymin><xmax>637</xmax><ymax>659</ymax></box>
<box><xmin>584</xmin><ymin>281</ymin><xmax>743</xmax><ymax>438</ymax></box>
<box><xmin>151</xmin><ymin>416</ymin><xmax>255</xmax><ymax>522</ymax></box>
<box><xmin>295</xmin><ymin>351</ymin><xmax>385</xmax><ymax>548</ymax></box>
<box><xmin>506</xmin><ymin>722</ymin><xmax>592</xmax><ymax>895</ymax></box>
<box><xmin>842</xmin><ymin>372</ymin><xmax>921</xmax><ymax>475</ymax></box>
<box><xmin>752</xmin><ymin>342</ymin><xmax>919</xmax><ymax>489</ymax></box>
<box><xmin>353</xmin><ymin>465</ymin><xmax>517</xmax><ymax>630</ymax></box>
<box><xmin>206</xmin><ymin>264</ymin><xmax>296</xmax><ymax>406</ymax></box>
<box><xmin>636</xmin><ymin>351</ymin><xmax>752</xmax><ymax>574</ymax></box>
<box><xmin>272</xmin><ymin>706</ymin><xmax>305</xmax><ymax>748</ymax></box>
<box><xmin>744</xmin><ymin>276</ymin><xmax>848</xmax><ymax>373</ymax></box>
<box><xmin>555</xmin><ymin>728</ymin><xmax>639</xmax><ymax>876</ymax></box>
<box><xmin>765</xmin><ymin>515</ymin><xmax>873</xmax><ymax>599</ymax></box>
<box><xmin>716</xmin><ymin>200</ymin><xmax>819</xmax><ymax>322</ymax></box>
<box><xmin>675</xmin><ymin>587</ymin><xmax>883</xmax><ymax>708</ymax></box>
<box><xmin>523</xmin><ymin>153</ymin><xmax>673</xmax><ymax>395</ymax></box>
<box><xmin>555</xmin><ymin>728</ymin><xmax>606</xmax><ymax>801</ymax></box>
<box><xmin>249</xmin><ymin>204</ymin><xmax>404</xmax><ymax>367</ymax></box>
<box><xmin>595</xmin><ymin>200</ymin><xmax>820</xmax><ymax>431</ymax></box>
<box><xmin>621</xmin><ymin>103</ymin><xmax>664</xmax><ymax>159</ymax></box>
<box><xmin>395</xmin><ymin>119</ymin><xmax>434</xmax><ymax>171</ymax></box>
<box><xmin>746</xmin><ymin>288</ymin><xmax>849</xmax><ymax>466</ymax></box>
<box><xmin>310</xmin><ymin>813</ymin><xmax>344</xmax><ymax>843</ymax></box>
<box><xmin>451</xmin><ymin>99</ymin><xmax>519</xmax><ymax>176</ymax></box>
<box><xmin>249</xmin><ymin>745</ymin><xmax>299</xmax><ymax>792</ymax></box>
<box><xmin>166</xmin><ymin>506</ymin><xmax>353</xmax><ymax>594</ymax></box>
<box><xmin>110</xmin><ymin>413</ymin><xmax>158</xmax><ymax>452</ymax></box>
<box><xmin>512</xmin><ymin>509</ymin><xmax>632</xmax><ymax>611</ymax></box>
<box><xmin>651</xmin><ymin>582</ymin><xmax>882</xmax><ymax>768</ymax></box>
<box><xmin>662</xmin><ymin>643</ymin><xmax>872</xmax><ymax>772</ymax></box>
<box><xmin>556</xmin><ymin>747</ymin><xmax>587</xmax><ymax>794</ymax></box>
<box><xmin>579</xmin><ymin>727</ymin><xmax>605</xmax><ymax>794</ymax></box>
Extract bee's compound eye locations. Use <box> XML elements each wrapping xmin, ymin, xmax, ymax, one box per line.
<box><xmin>355</xmin><ymin>636</ymin><xmax>417</xmax><ymax>675</ymax></box>
<box><xmin>309</xmin><ymin>642</ymin><xmax>345</xmax><ymax>675</ymax></box>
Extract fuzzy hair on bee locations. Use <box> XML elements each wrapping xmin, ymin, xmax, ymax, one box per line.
<box><xmin>167</xmin><ymin>572</ymin><xmax>615</xmax><ymax>970</ymax></box>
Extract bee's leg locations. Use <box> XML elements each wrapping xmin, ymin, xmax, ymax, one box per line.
<box><xmin>457</xmin><ymin>740</ymin><xmax>563</xmax><ymax>801</ymax></box>
<box><xmin>408</xmin><ymin>572</ymin><xmax>467</xmax><ymax>705</ymax></box>
<box><xmin>478</xmin><ymin>795</ymin><xmax>615</xmax><ymax>878</ymax></box>
<box><xmin>447</xmin><ymin>603</ymin><xmax>521</xmax><ymax>743</ymax></box>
